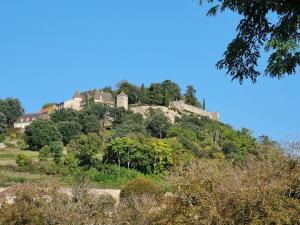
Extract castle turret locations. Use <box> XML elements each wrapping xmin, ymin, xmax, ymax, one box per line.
<box><xmin>117</xmin><ymin>91</ymin><xmax>128</xmax><ymax>110</ymax></box>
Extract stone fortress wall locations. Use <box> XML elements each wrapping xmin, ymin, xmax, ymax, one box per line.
<box><xmin>131</xmin><ymin>100</ymin><xmax>219</xmax><ymax>123</ymax></box>
<box><xmin>169</xmin><ymin>101</ymin><xmax>219</xmax><ymax>121</ymax></box>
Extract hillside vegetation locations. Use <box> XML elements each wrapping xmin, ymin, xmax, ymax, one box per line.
<box><xmin>0</xmin><ymin>80</ymin><xmax>299</xmax><ymax>224</ymax></box>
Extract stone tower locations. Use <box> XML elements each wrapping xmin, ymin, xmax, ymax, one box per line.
<box><xmin>117</xmin><ymin>91</ymin><xmax>128</xmax><ymax>110</ymax></box>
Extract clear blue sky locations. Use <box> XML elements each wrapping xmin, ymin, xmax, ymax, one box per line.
<box><xmin>0</xmin><ymin>0</ymin><xmax>299</xmax><ymax>141</ymax></box>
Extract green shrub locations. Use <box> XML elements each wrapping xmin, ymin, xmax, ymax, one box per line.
<box><xmin>49</xmin><ymin>141</ymin><xmax>63</xmax><ymax>164</ymax></box>
<box><xmin>39</xmin><ymin>145</ymin><xmax>50</xmax><ymax>161</ymax></box>
<box><xmin>62</xmin><ymin>154</ymin><xmax>80</xmax><ymax>174</ymax></box>
<box><xmin>120</xmin><ymin>177</ymin><xmax>164</xmax><ymax>201</ymax></box>
<box><xmin>16</xmin><ymin>154</ymin><xmax>31</xmax><ymax>167</ymax></box>
<box><xmin>87</xmin><ymin>164</ymin><xmax>145</xmax><ymax>188</ymax></box>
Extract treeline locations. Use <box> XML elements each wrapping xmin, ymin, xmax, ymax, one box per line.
<box><xmin>108</xmin><ymin>80</ymin><xmax>203</xmax><ymax>108</ymax></box>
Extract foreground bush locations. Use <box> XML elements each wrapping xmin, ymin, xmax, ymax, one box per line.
<box><xmin>120</xmin><ymin>177</ymin><xmax>164</xmax><ymax>202</ymax></box>
<box><xmin>87</xmin><ymin>164</ymin><xmax>145</xmax><ymax>187</ymax></box>
<box><xmin>151</xmin><ymin>155</ymin><xmax>300</xmax><ymax>225</ymax></box>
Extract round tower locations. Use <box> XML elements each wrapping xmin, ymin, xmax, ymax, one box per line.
<box><xmin>117</xmin><ymin>91</ymin><xmax>128</xmax><ymax>110</ymax></box>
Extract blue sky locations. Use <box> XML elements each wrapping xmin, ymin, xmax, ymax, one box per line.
<box><xmin>0</xmin><ymin>0</ymin><xmax>299</xmax><ymax>141</ymax></box>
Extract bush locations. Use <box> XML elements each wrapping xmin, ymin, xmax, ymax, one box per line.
<box><xmin>24</xmin><ymin>119</ymin><xmax>62</xmax><ymax>150</ymax></box>
<box><xmin>16</xmin><ymin>154</ymin><xmax>31</xmax><ymax>167</ymax></box>
<box><xmin>49</xmin><ymin>141</ymin><xmax>63</xmax><ymax>164</ymax></box>
<box><xmin>120</xmin><ymin>177</ymin><xmax>164</xmax><ymax>202</ymax></box>
<box><xmin>39</xmin><ymin>145</ymin><xmax>50</xmax><ymax>161</ymax></box>
<box><xmin>68</xmin><ymin>133</ymin><xmax>103</xmax><ymax>168</ymax></box>
<box><xmin>87</xmin><ymin>164</ymin><xmax>145</xmax><ymax>188</ymax></box>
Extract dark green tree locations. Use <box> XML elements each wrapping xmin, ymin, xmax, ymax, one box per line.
<box><xmin>24</xmin><ymin>120</ymin><xmax>62</xmax><ymax>150</ymax></box>
<box><xmin>108</xmin><ymin>107</ymin><xmax>127</xmax><ymax>127</ymax></box>
<box><xmin>79</xmin><ymin>112</ymin><xmax>100</xmax><ymax>134</ymax></box>
<box><xmin>49</xmin><ymin>141</ymin><xmax>63</xmax><ymax>164</ymax></box>
<box><xmin>162</xmin><ymin>80</ymin><xmax>181</xmax><ymax>102</ymax></box>
<box><xmin>102</xmin><ymin>86</ymin><xmax>113</xmax><ymax>94</ymax></box>
<box><xmin>147</xmin><ymin>83</ymin><xmax>164</xmax><ymax>105</ymax></box>
<box><xmin>50</xmin><ymin>108</ymin><xmax>79</xmax><ymax>123</ymax></box>
<box><xmin>117</xmin><ymin>81</ymin><xmax>140</xmax><ymax>104</ymax></box>
<box><xmin>56</xmin><ymin>121</ymin><xmax>82</xmax><ymax>145</ymax></box>
<box><xmin>68</xmin><ymin>133</ymin><xmax>102</xmax><ymax>167</ymax></box>
<box><xmin>184</xmin><ymin>85</ymin><xmax>199</xmax><ymax>107</ymax></box>
<box><xmin>115</xmin><ymin>113</ymin><xmax>147</xmax><ymax>137</ymax></box>
<box><xmin>146</xmin><ymin>110</ymin><xmax>171</xmax><ymax>139</ymax></box>
<box><xmin>203</xmin><ymin>98</ymin><xmax>206</xmax><ymax>110</ymax></box>
<box><xmin>83</xmin><ymin>104</ymin><xmax>108</xmax><ymax>120</ymax></box>
<box><xmin>199</xmin><ymin>0</ymin><xmax>300</xmax><ymax>83</ymax></box>
<box><xmin>0</xmin><ymin>98</ymin><xmax>24</xmax><ymax>127</ymax></box>
<box><xmin>139</xmin><ymin>83</ymin><xmax>148</xmax><ymax>104</ymax></box>
<box><xmin>0</xmin><ymin>112</ymin><xmax>7</xmax><ymax>134</ymax></box>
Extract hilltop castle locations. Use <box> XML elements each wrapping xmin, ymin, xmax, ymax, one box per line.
<box><xmin>56</xmin><ymin>89</ymin><xmax>219</xmax><ymax>122</ymax></box>
<box><xmin>14</xmin><ymin>88</ymin><xmax>219</xmax><ymax>129</ymax></box>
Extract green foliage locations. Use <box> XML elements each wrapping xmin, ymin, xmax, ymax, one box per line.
<box><xmin>200</xmin><ymin>0</ymin><xmax>300</xmax><ymax>82</ymax></box>
<box><xmin>173</xmin><ymin>115</ymin><xmax>257</xmax><ymax>162</ymax></box>
<box><xmin>104</xmin><ymin>137</ymin><xmax>145</xmax><ymax>170</ymax></box>
<box><xmin>161</xmin><ymin>80</ymin><xmax>181</xmax><ymax>102</ymax></box>
<box><xmin>104</xmin><ymin>137</ymin><xmax>173</xmax><ymax>174</ymax></box>
<box><xmin>146</xmin><ymin>110</ymin><xmax>171</xmax><ymax>139</ymax></box>
<box><xmin>82</xmin><ymin>103</ymin><xmax>108</xmax><ymax>120</ymax></box>
<box><xmin>49</xmin><ymin>141</ymin><xmax>63</xmax><ymax>164</ymax></box>
<box><xmin>139</xmin><ymin>83</ymin><xmax>148</xmax><ymax>104</ymax></box>
<box><xmin>120</xmin><ymin>177</ymin><xmax>164</xmax><ymax>201</ymax></box>
<box><xmin>87</xmin><ymin>164</ymin><xmax>145</xmax><ymax>187</ymax></box>
<box><xmin>117</xmin><ymin>81</ymin><xmax>140</xmax><ymax>104</ymax></box>
<box><xmin>16</xmin><ymin>154</ymin><xmax>31</xmax><ymax>167</ymax></box>
<box><xmin>50</xmin><ymin>108</ymin><xmax>79</xmax><ymax>123</ymax></box>
<box><xmin>0</xmin><ymin>98</ymin><xmax>24</xmax><ymax>127</ymax></box>
<box><xmin>147</xmin><ymin>83</ymin><xmax>164</xmax><ymax>105</ymax></box>
<box><xmin>108</xmin><ymin>107</ymin><xmax>127</xmax><ymax>127</ymax></box>
<box><xmin>68</xmin><ymin>133</ymin><xmax>103</xmax><ymax>168</ymax></box>
<box><xmin>57</xmin><ymin>121</ymin><xmax>82</xmax><ymax>145</ymax></box>
<box><xmin>24</xmin><ymin>120</ymin><xmax>62</xmax><ymax>151</ymax></box>
<box><xmin>184</xmin><ymin>85</ymin><xmax>200</xmax><ymax>107</ymax></box>
<box><xmin>79</xmin><ymin>112</ymin><xmax>100</xmax><ymax>134</ymax></box>
<box><xmin>39</xmin><ymin>145</ymin><xmax>50</xmax><ymax>161</ymax></box>
<box><xmin>115</xmin><ymin>113</ymin><xmax>147</xmax><ymax>137</ymax></box>
<box><xmin>0</xmin><ymin>112</ymin><xmax>7</xmax><ymax>134</ymax></box>
<box><xmin>145</xmin><ymin>139</ymin><xmax>173</xmax><ymax>174</ymax></box>
<box><xmin>62</xmin><ymin>153</ymin><xmax>80</xmax><ymax>174</ymax></box>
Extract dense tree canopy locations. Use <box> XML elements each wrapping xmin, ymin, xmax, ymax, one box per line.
<box><xmin>0</xmin><ymin>98</ymin><xmax>24</xmax><ymax>127</ymax></box>
<box><xmin>56</xmin><ymin>121</ymin><xmax>82</xmax><ymax>145</ymax></box>
<box><xmin>24</xmin><ymin>120</ymin><xmax>62</xmax><ymax>150</ymax></box>
<box><xmin>68</xmin><ymin>133</ymin><xmax>103</xmax><ymax>167</ymax></box>
<box><xmin>117</xmin><ymin>81</ymin><xmax>140</xmax><ymax>104</ymax></box>
<box><xmin>184</xmin><ymin>85</ymin><xmax>199</xmax><ymax>107</ymax></box>
<box><xmin>0</xmin><ymin>112</ymin><xmax>7</xmax><ymax>134</ymax></box>
<box><xmin>200</xmin><ymin>0</ymin><xmax>300</xmax><ymax>83</ymax></box>
<box><xmin>146</xmin><ymin>110</ymin><xmax>171</xmax><ymax>139</ymax></box>
<box><xmin>50</xmin><ymin>108</ymin><xmax>79</xmax><ymax>123</ymax></box>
